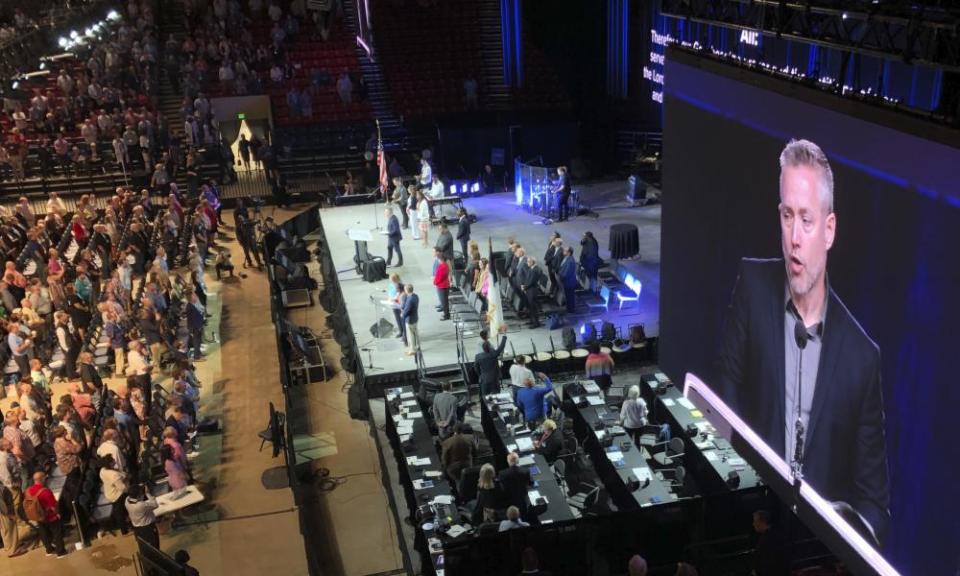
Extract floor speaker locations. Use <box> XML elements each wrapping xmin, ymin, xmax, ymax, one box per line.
<box><xmin>369</xmin><ymin>318</ymin><xmax>394</xmax><ymax>338</ymax></box>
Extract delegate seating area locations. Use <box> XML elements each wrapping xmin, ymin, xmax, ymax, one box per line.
<box><xmin>371</xmin><ymin>0</ymin><xmax>484</xmax><ymax>118</ymax></box>
<box><xmin>0</xmin><ymin>182</ymin><xmax>218</xmax><ymax>559</ymax></box>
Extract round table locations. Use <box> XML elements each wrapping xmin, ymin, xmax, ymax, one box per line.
<box><xmin>609</xmin><ymin>223</ymin><xmax>640</xmax><ymax>259</ymax></box>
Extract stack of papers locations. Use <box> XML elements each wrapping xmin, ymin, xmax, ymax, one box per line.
<box><xmin>406</xmin><ymin>456</ymin><xmax>432</xmax><ymax>467</ymax></box>
<box><xmin>582</xmin><ymin>381</ymin><xmax>601</xmax><ymax>394</ymax></box>
<box><xmin>515</xmin><ymin>437</ymin><xmax>534</xmax><ymax>452</ymax></box>
<box><xmin>662</xmin><ymin>398</ymin><xmax>676</xmax><ymax>407</ymax></box>
<box><xmin>397</xmin><ymin>423</ymin><xmax>414</xmax><ymax>435</ymax></box>
<box><xmin>606</xmin><ymin>450</ymin><xmax>625</xmax><ymax>462</ymax></box>
<box><xmin>632</xmin><ymin>467</ymin><xmax>653</xmax><ymax>482</ymax></box>
<box><xmin>517</xmin><ymin>455</ymin><xmax>535</xmax><ymax>466</ymax></box>
<box><xmin>424</xmin><ymin>470</ymin><xmax>443</xmax><ymax>479</ymax></box>
<box><xmin>405</xmin><ymin>411</ymin><xmax>424</xmax><ymax>419</ymax></box>
<box><xmin>527</xmin><ymin>490</ymin><xmax>548</xmax><ymax>505</ymax></box>
<box><xmin>399</xmin><ymin>434</ymin><xmax>412</xmax><ymax>443</ymax></box>
<box><xmin>400</xmin><ymin>391</ymin><xmax>415</xmax><ymax>399</ymax></box>
<box><xmin>446</xmin><ymin>525</ymin><xmax>468</xmax><ymax>538</ymax></box>
<box><xmin>413</xmin><ymin>479</ymin><xmax>434</xmax><ymax>490</ymax></box>
<box><xmin>694</xmin><ymin>440</ymin><xmax>715</xmax><ymax>450</ymax></box>
<box><xmin>728</xmin><ymin>457</ymin><xmax>747</xmax><ymax>467</ymax></box>
<box><xmin>587</xmin><ymin>396</ymin><xmax>604</xmax><ymax>406</ymax></box>
<box><xmin>432</xmin><ymin>495</ymin><xmax>454</xmax><ymax>505</ymax></box>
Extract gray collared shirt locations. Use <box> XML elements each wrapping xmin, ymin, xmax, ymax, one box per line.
<box><xmin>784</xmin><ymin>284</ymin><xmax>827</xmax><ymax>462</ymax></box>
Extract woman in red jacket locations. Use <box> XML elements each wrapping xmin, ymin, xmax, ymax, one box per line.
<box><xmin>432</xmin><ymin>249</ymin><xmax>450</xmax><ymax>321</ymax></box>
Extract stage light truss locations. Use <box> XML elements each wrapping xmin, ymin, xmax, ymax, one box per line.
<box><xmin>660</xmin><ymin>0</ymin><xmax>960</xmax><ymax>72</ymax></box>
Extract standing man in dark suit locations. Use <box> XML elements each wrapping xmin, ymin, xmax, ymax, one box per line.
<box><xmin>455</xmin><ymin>208</ymin><xmax>471</xmax><ymax>258</ymax></box>
<box><xmin>435</xmin><ymin>223</ymin><xmax>454</xmax><ymax>263</ymax></box>
<box><xmin>384</xmin><ymin>208</ymin><xmax>403</xmax><ymax>267</ymax></box>
<box><xmin>521</xmin><ymin>258</ymin><xmax>542</xmax><ymax>328</ymax></box>
<box><xmin>475</xmin><ymin>334</ymin><xmax>507</xmax><ymax>397</ymax></box>
<box><xmin>717</xmin><ymin>139</ymin><xmax>889</xmax><ymax>545</ymax></box>
<box><xmin>498</xmin><ymin>452</ymin><xmax>532</xmax><ymax>520</ymax></box>
<box><xmin>401</xmin><ymin>284</ymin><xmax>420</xmax><ymax>356</ymax></box>
<box><xmin>559</xmin><ymin>247</ymin><xmax>578</xmax><ymax>314</ymax></box>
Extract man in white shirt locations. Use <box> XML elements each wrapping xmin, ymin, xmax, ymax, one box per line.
<box><xmin>498</xmin><ymin>506</ymin><xmax>529</xmax><ymax>531</ymax></box>
<box><xmin>96</xmin><ymin>429</ymin><xmax>127</xmax><ymax>474</ymax></box>
<box><xmin>509</xmin><ymin>355</ymin><xmax>534</xmax><ymax>389</ymax></box>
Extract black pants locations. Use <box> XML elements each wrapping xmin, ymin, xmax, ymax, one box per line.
<box><xmin>459</xmin><ymin>239</ymin><xmax>469</xmax><ymax>260</ymax></box>
<box><xmin>558</xmin><ymin>192</ymin><xmax>571</xmax><ymax>220</ymax></box>
<box><xmin>109</xmin><ymin>496</ymin><xmax>130</xmax><ymax>534</ymax></box>
<box><xmin>133</xmin><ymin>523</ymin><xmax>160</xmax><ymax>550</ymax></box>
<box><xmin>439</xmin><ymin>287</ymin><xmax>450</xmax><ymax>318</ymax></box>
<box><xmin>189</xmin><ymin>327</ymin><xmax>203</xmax><ymax>359</ymax></box>
<box><xmin>401</xmin><ymin>206</ymin><xmax>409</xmax><ymax>228</ymax></box>
<box><xmin>392</xmin><ymin>307</ymin><xmax>406</xmax><ymax>344</ymax></box>
<box><xmin>38</xmin><ymin>519</ymin><xmax>66</xmax><ymax>555</ymax></box>
<box><xmin>58</xmin><ymin>468</ymin><xmax>81</xmax><ymax>523</ymax></box>
<box><xmin>564</xmin><ymin>284</ymin><xmax>576</xmax><ymax>313</ymax></box>
<box><xmin>387</xmin><ymin>240</ymin><xmax>403</xmax><ymax>266</ymax></box>
<box><xmin>526</xmin><ymin>291</ymin><xmax>540</xmax><ymax>326</ymax></box>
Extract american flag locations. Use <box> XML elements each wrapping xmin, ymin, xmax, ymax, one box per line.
<box><xmin>377</xmin><ymin>120</ymin><xmax>389</xmax><ymax>198</ymax></box>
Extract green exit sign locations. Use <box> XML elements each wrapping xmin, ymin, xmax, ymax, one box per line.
<box><xmin>237</xmin><ymin>113</ymin><xmax>246</xmax><ymax>120</ymax></box>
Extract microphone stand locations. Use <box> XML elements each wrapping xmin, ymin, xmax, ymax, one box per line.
<box><xmin>791</xmin><ymin>320</ymin><xmax>809</xmax><ymax>512</ymax></box>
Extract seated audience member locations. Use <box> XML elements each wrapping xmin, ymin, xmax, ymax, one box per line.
<box><xmin>498</xmin><ymin>505</ymin><xmax>529</xmax><ymax>532</ymax></box>
<box><xmin>752</xmin><ymin>510</ymin><xmax>789</xmax><ymax>576</ymax></box>
<box><xmin>534</xmin><ymin>419</ymin><xmax>563</xmax><ymax>463</ymax></box>
<box><xmin>628</xmin><ymin>555</ymin><xmax>648</xmax><ymax>576</ymax></box>
<box><xmin>518</xmin><ymin>547</ymin><xmax>552</xmax><ymax>576</ymax></box>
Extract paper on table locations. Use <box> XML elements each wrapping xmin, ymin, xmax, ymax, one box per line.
<box><xmin>690</xmin><ymin>409</ymin><xmax>704</xmax><ymax>418</ymax></box>
<box><xmin>506</xmin><ymin>443</ymin><xmax>518</xmax><ymax>452</ymax></box>
<box><xmin>413</xmin><ymin>479</ymin><xmax>434</xmax><ymax>490</ymax></box>
<box><xmin>632</xmin><ymin>467</ymin><xmax>653</xmax><ymax>482</ymax></box>
<box><xmin>515</xmin><ymin>437</ymin><xmax>534</xmax><ymax>452</ymax></box>
<box><xmin>582</xmin><ymin>381</ymin><xmax>600</xmax><ymax>393</ymax></box>
<box><xmin>587</xmin><ymin>396</ymin><xmax>604</xmax><ymax>406</ymax></box>
<box><xmin>424</xmin><ymin>470</ymin><xmax>443</xmax><ymax>478</ymax></box>
<box><xmin>528</xmin><ymin>490</ymin><xmax>547</xmax><ymax>505</ymax></box>
<box><xmin>677</xmin><ymin>397</ymin><xmax>696</xmax><ymax>410</ymax></box>
<box><xmin>517</xmin><ymin>455</ymin><xmax>535</xmax><ymax>467</ymax></box>
<box><xmin>694</xmin><ymin>440</ymin><xmax>714</xmax><ymax>450</ymax></box>
<box><xmin>704</xmin><ymin>451</ymin><xmax>719</xmax><ymax>462</ymax></box>
<box><xmin>399</xmin><ymin>434</ymin><xmax>412</xmax><ymax>443</ymax></box>
<box><xmin>400</xmin><ymin>391</ymin><xmax>415</xmax><ymax>399</ymax></box>
<box><xmin>728</xmin><ymin>457</ymin><xmax>746</xmax><ymax>466</ymax></box>
<box><xmin>432</xmin><ymin>495</ymin><xmax>454</xmax><ymax>505</ymax></box>
<box><xmin>401</xmin><ymin>399</ymin><xmax>419</xmax><ymax>407</ymax></box>
<box><xmin>595</xmin><ymin>429</ymin><xmax>607</xmax><ymax>441</ymax></box>
<box><xmin>446</xmin><ymin>525</ymin><xmax>468</xmax><ymax>538</ymax></box>
<box><xmin>662</xmin><ymin>398</ymin><xmax>676</xmax><ymax>407</ymax></box>
<box><xmin>606</xmin><ymin>450</ymin><xmax>624</xmax><ymax>462</ymax></box>
<box><xmin>407</xmin><ymin>411</ymin><xmax>424</xmax><ymax>419</ymax></box>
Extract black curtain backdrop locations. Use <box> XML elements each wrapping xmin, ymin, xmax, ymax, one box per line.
<box><xmin>660</xmin><ymin>57</ymin><xmax>960</xmax><ymax>576</ymax></box>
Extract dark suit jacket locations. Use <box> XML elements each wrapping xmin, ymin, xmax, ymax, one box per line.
<box><xmin>559</xmin><ymin>256</ymin><xmax>578</xmax><ymax>288</ymax></box>
<box><xmin>387</xmin><ymin>215</ymin><xmax>401</xmax><ymax>243</ymax></box>
<box><xmin>435</xmin><ymin>231</ymin><xmax>454</xmax><ymax>261</ymax></box>
<box><xmin>522</xmin><ymin>266</ymin><xmax>541</xmax><ymax>296</ymax></box>
<box><xmin>456</xmin><ymin>217</ymin><xmax>470</xmax><ymax>241</ymax></box>
<box><xmin>538</xmin><ymin>431</ymin><xmax>563</xmax><ymax>463</ymax></box>
<box><xmin>498</xmin><ymin>465</ymin><xmax>532</xmax><ymax>511</ymax></box>
<box><xmin>400</xmin><ymin>292</ymin><xmax>419</xmax><ymax>325</ymax></box>
<box><xmin>717</xmin><ymin>258</ymin><xmax>890</xmax><ymax>542</ymax></box>
<box><xmin>475</xmin><ymin>336</ymin><xmax>507</xmax><ymax>390</ymax></box>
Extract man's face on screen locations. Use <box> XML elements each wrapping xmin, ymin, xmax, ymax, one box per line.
<box><xmin>779</xmin><ymin>165</ymin><xmax>835</xmax><ymax>300</ymax></box>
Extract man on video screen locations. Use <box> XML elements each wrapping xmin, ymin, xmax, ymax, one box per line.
<box><xmin>717</xmin><ymin>139</ymin><xmax>890</xmax><ymax>544</ymax></box>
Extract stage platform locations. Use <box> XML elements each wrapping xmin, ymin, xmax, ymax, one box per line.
<box><xmin>320</xmin><ymin>180</ymin><xmax>662</xmax><ymax>390</ymax></box>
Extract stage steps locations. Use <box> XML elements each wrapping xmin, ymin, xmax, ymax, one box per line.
<box><xmin>477</xmin><ymin>0</ymin><xmax>514</xmax><ymax>112</ymax></box>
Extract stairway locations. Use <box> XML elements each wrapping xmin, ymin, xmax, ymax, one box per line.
<box><xmin>477</xmin><ymin>0</ymin><xmax>513</xmax><ymax>112</ymax></box>
<box><xmin>341</xmin><ymin>0</ymin><xmax>404</xmax><ymax>147</ymax></box>
<box><xmin>341</xmin><ymin>0</ymin><xmax>435</xmax><ymax>154</ymax></box>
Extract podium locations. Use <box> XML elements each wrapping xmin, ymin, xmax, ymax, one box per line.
<box><xmin>683</xmin><ymin>374</ymin><xmax>900</xmax><ymax>576</ymax></box>
<box><xmin>347</xmin><ymin>227</ymin><xmax>386</xmax><ymax>282</ymax></box>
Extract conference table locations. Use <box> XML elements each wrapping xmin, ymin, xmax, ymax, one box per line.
<box><xmin>385</xmin><ymin>386</ymin><xmax>470</xmax><ymax>576</ymax></box>
<box><xmin>479</xmin><ymin>392</ymin><xmax>576</xmax><ymax>525</ymax></box>
<box><xmin>561</xmin><ymin>380</ymin><xmax>675</xmax><ymax>510</ymax></box>
<box><xmin>639</xmin><ymin>372</ymin><xmax>761</xmax><ymax>493</ymax></box>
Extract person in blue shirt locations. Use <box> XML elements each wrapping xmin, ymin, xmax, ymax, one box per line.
<box><xmin>514</xmin><ymin>372</ymin><xmax>554</xmax><ymax>428</ymax></box>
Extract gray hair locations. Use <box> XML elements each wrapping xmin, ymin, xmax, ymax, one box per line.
<box><xmin>779</xmin><ymin>139</ymin><xmax>834</xmax><ymax>214</ymax></box>
<box><xmin>627</xmin><ymin>384</ymin><xmax>640</xmax><ymax>400</ymax></box>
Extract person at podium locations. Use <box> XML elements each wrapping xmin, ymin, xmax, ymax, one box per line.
<box><xmin>716</xmin><ymin>139</ymin><xmax>890</xmax><ymax>545</ymax></box>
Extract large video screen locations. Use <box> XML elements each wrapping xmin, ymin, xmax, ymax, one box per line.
<box><xmin>659</xmin><ymin>50</ymin><xmax>960</xmax><ymax>576</ymax></box>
